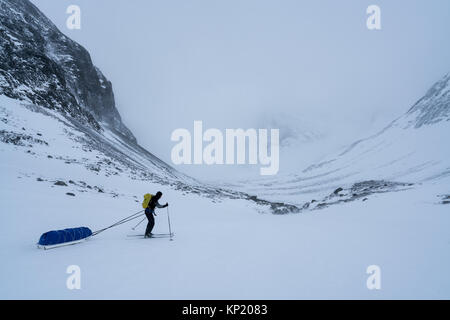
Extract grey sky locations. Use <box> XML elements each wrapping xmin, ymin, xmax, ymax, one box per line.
<box><xmin>31</xmin><ymin>0</ymin><xmax>450</xmax><ymax>178</ymax></box>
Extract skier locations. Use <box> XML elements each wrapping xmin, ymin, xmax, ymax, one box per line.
<box><xmin>144</xmin><ymin>191</ymin><xmax>168</xmax><ymax>238</ymax></box>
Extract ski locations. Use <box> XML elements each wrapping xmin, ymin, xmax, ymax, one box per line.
<box><xmin>127</xmin><ymin>233</ymin><xmax>174</xmax><ymax>238</ymax></box>
<box><xmin>127</xmin><ymin>235</ymin><xmax>174</xmax><ymax>239</ymax></box>
<box><xmin>144</xmin><ymin>235</ymin><xmax>173</xmax><ymax>239</ymax></box>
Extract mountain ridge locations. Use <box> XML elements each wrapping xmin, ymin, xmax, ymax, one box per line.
<box><xmin>403</xmin><ymin>72</ymin><xmax>450</xmax><ymax>128</ymax></box>
<box><xmin>0</xmin><ymin>0</ymin><xmax>135</xmax><ymax>142</ymax></box>
<box><xmin>1</xmin><ymin>0</ymin><xmax>448</xmax><ymax>214</ymax></box>
<box><xmin>227</xmin><ymin>72</ymin><xmax>450</xmax><ymax>205</ymax></box>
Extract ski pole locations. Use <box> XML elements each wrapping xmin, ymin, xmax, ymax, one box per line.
<box><xmin>167</xmin><ymin>206</ymin><xmax>173</xmax><ymax>241</ymax></box>
<box><xmin>132</xmin><ymin>217</ymin><xmax>146</xmax><ymax>230</ymax></box>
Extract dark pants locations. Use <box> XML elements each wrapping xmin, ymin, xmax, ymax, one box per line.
<box><xmin>145</xmin><ymin>209</ymin><xmax>155</xmax><ymax>236</ymax></box>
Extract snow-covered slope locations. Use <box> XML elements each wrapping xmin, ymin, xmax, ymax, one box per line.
<box><xmin>0</xmin><ymin>0</ymin><xmax>197</xmax><ymax>182</ymax></box>
<box><xmin>0</xmin><ymin>0</ymin><xmax>299</xmax><ymax>213</ymax></box>
<box><xmin>0</xmin><ymin>92</ymin><xmax>301</xmax><ymax>213</ymax></box>
<box><xmin>403</xmin><ymin>73</ymin><xmax>450</xmax><ymax>128</ymax></box>
<box><xmin>1</xmin><ymin>107</ymin><xmax>449</xmax><ymax>298</ymax></box>
<box><xmin>228</xmin><ymin>73</ymin><xmax>450</xmax><ymax>206</ymax></box>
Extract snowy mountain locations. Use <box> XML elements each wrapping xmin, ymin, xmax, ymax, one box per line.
<box><xmin>1</xmin><ymin>0</ymin><xmax>448</xmax><ymax>211</ymax></box>
<box><xmin>0</xmin><ymin>0</ymin><xmax>184</xmax><ymax>184</ymax></box>
<box><xmin>257</xmin><ymin>112</ymin><xmax>324</xmax><ymax>147</ymax></box>
<box><xmin>1</xmin><ymin>0</ymin><xmax>449</xmax><ymax>300</ymax></box>
<box><xmin>1</xmin><ymin>0</ymin><xmax>449</xmax><ymax>214</ymax></box>
<box><xmin>0</xmin><ymin>0</ymin><xmax>133</xmax><ymax>139</ymax></box>
<box><xmin>400</xmin><ymin>73</ymin><xmax>450</xmax><ymax>128</ymax></box>
<box><xmin>0</xmin><ymin>0</ymin><xmax>299</xmax><ymax>213</ymax></box>
<box><xmin>228</xmin><ymin>73</ymin><xmax>450</xmax><ymax>207</ymax></box>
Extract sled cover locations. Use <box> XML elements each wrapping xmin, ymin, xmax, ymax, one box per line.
<box><xmin>38</xmin><ymin>227</ymin><xmax>92</xmax><ymax>246</ymax></box>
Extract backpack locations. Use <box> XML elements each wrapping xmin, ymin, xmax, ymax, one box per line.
<box><xmin>142</xmin><ymin>193</ymin><xmax>153</xmax><ymax>209</ymax></box>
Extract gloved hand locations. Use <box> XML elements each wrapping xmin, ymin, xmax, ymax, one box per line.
<box><xmin>165</xmin><ymin>203</ymin><xmax>169</xmax><ymax>207</ymax></box>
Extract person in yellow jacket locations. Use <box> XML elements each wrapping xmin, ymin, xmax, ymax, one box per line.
<box><xmin>144</xmin><ymin>191</ymin><xmax>168</xmax><ymax>238</ymax></box>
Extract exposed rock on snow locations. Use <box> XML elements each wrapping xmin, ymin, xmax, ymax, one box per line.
<box><xmin>403</xmin><ymin>73</ymin><xmax>450</xmax><ymax>128</ymax></box>
<box><xmin>440</xmin><ymin>194</ymin><xmax>450</xmax><ymax>205</ymax></box>
<box><xmin>0</xmin><ymin>129</ymin><xmax>47</xmax><ymax>146</ymax></box>
<box><xmin>245</xmin><ymin>195</ymin><xmax>301</xmax><ymax>214</ymax></box>
<box><xmin>310</xmin><ymin>180</ymin><xmax>414</xmax><ymax>210</ymax></box>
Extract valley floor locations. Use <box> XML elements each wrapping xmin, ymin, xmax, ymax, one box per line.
<box><xmin>1</xmin><ymin>96</ymin><xmax>449</xmax><ymax>299</ymax></box>
<box><xmin>1</xmin><ymin>157</ymin><xmax>449</xmax><ymax>299</ymax></box>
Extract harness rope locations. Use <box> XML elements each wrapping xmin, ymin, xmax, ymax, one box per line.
<box><xmin>91</xmin><ymin>210</ymin><xmax>145</xmax><ymax>237</ymax></box>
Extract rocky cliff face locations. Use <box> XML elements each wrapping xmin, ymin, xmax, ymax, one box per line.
<box><xmin>402</xmin><ymin>73</ymin><xmax>450</xmax><ymax>128</ymax></box>
<box><xmin>0</xmin><ymin>0</ymin><xmax>136</xmax><ymax>142</ymax></box>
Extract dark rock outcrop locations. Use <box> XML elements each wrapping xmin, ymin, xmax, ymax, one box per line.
<box><xmin>405</xmin><ymin>73</ymin><xmax>450</xmax><ymax>128</ymax></box>
<box><xmin>0</xmin><ymin>0</ymin><xmax>136</xmax><ymax>142</ymax></box>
